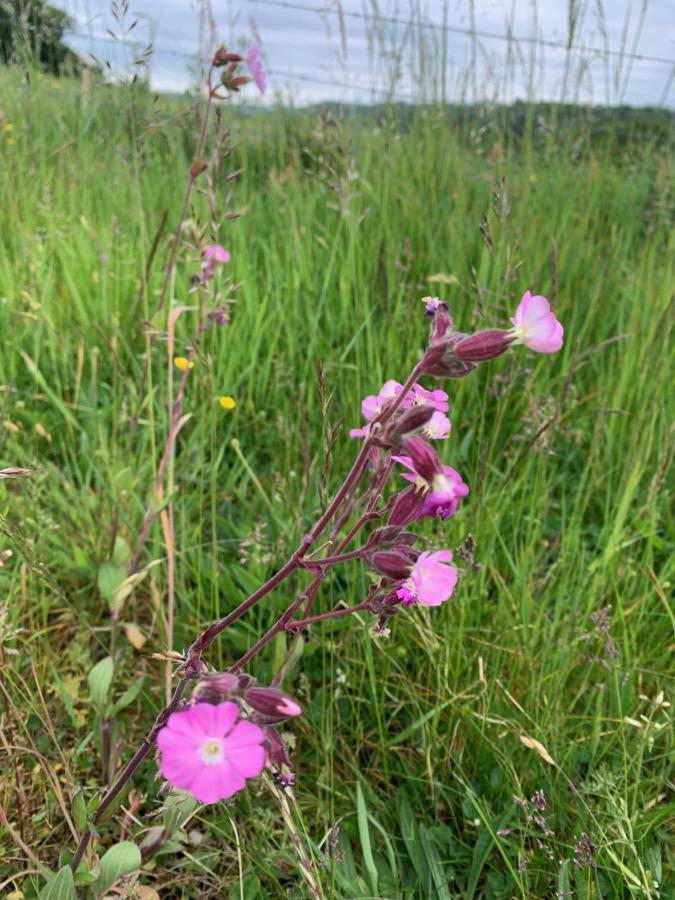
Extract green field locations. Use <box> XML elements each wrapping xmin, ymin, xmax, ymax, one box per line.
<box><xmin>0</xmin><ymin>68</ymin><xmax>673</xmax><ymax>898</ymax></box>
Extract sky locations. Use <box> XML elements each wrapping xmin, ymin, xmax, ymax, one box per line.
<box><xmin>52</xmin><ymin>1</ymin><xmax>674</xmax><ymax>106</ymax></box>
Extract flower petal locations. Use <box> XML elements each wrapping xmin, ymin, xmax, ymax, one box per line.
<box><xmin>225</xmin><ymin>744</ymin><xmax>267</xmax><ymax>778</ymax></box>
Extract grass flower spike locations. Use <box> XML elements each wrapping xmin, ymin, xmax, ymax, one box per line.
<box><xmin>157</xmin><ymin>701</ymin><xmax>266</xmax><ymax>803</ymax></box>
<box><xmin>510</xmin><ymin>291</ymin><xmax>564</xmax><ymax>353</ymax></box>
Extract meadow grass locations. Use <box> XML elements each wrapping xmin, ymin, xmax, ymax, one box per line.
<box><xmin>0</xmin><ymin>69</ymin><xmax>673</xmax><ymax>898</ymax></box>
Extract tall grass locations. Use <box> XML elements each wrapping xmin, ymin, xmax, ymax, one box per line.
<box><xmin>0</xmin><ymin>64</ymin><xmax>673</xmax><ymax>897</ymax></box>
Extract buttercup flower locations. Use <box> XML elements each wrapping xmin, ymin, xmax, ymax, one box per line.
<box><xmin>4</xmin><ymin>123</ymin><xmax>13</xmax><ymax>133</ymax></box>
<box><xmin>174</xmin><ymin>357</ymin><xmax>194</xmax><ymax>371</ymax></box>
<box><xmin>394</xmin><ymin>455</ymin><xmax>469</xmax><ymax>520</ymax></box>
<box><xmin>509</xmin><ymin>292</ymin><xmax>563</xmax><ymax>353</ymax></box>
<box><xmin>157</xmin><ymin>701</ymin><xmax>266</xmax><ymax>803</ymax></box>
<box><xmin>396</xmin><ymin>550</ymin><xmax>458</xmax><ymax>607</ymax></box>
<box><xmin>219</xmin><ymin>395</ymin><xmax>236</xmax><ymax>410</ymax></box>
<box><xmin>247</xmin><ymin>43</ymin><xmax>267</xmax><ymax>94</ymax></box>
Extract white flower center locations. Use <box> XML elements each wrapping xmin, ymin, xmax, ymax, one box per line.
<box><xmin>199</xmin><ymin>738</ymin><xmax>225</xmax><ymax>765</ymax></box>
<box><xmin>432</xmin><ymin>473</ymin><xmax>450</xmax><ymax>494</ymax></box>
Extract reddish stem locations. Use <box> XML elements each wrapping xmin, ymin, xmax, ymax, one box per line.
<box><xmin>287</xmin><ymin>601</ymin><xmax>373</xmax><ymax>631</ymax></box>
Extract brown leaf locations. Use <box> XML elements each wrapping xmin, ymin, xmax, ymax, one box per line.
<box><xmin>519</xmin><ymin>735</ymin><xmax>556</xmax><ymax>766</ymax></box>
<box><xmin>124</xmin><ymin>622</ymin><xmax>147</xmax><ymax>650</ymax></box>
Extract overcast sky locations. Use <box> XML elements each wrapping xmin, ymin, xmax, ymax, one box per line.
<box><xmin>53</xmin><ymin>1</ymin><xmax>674</xmax><ymax>106</ymax></box>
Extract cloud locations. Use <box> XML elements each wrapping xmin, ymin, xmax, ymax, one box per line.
<box><xmin>53</xmin><ymin>0</ymin><xmax>674</xmax><ymax>105</ymax></box>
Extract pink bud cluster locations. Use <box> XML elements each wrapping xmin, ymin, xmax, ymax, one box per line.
<box><xmin>421</xmin><ymin>290</ymin><xmax>564</xmax><ymax>376</ymax></box>
<box><xmin>211</xmin><ymin>42</ymin><xmax>267</xmax><ymax>95</ymax></box>
<box><xmin>348</xmin><ymin>290</ymin><xmax>563</xmax><ymax>616</ymax></box>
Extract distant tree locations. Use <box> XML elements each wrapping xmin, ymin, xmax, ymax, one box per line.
<box><xmin>0</xmin><ymin>0</ymin><xmax>80</xmax><ymax>74</ymax></box>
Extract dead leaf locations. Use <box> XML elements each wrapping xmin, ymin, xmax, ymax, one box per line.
<box><xmin>124</xmin><ymin>622</ymin><xmax>147</xmax><ymax>650</ymax></box>
<box><xmin>519</xmin><ymin>734</ymin><xmax>556</xmax><ymax>765</ymax></box>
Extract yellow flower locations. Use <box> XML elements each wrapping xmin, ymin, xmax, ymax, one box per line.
<box><xmin>6</xmin><ymin>138</ymin><xmax>15</xmax><ymax>146</ymax></box>
<box><xmin>174</xmin><ymin>356</ymin><xmax>194</xmax><ymax>371</ymax></box>
<box><xmin>3</xmin><ymin>123</ymin><xmax>13</xmax><ymax>133</ymax></box>
<box><xmin>219</xmin><ymin>395</ymin><xmax>236</xmax><ymax>411</ymax></box>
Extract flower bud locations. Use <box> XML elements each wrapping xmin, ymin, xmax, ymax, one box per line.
<box><xmin>225</xmin><ymin>74</ymin><xmax>252</xmax><ymax>90</ymax></box>
<box><xmin>388</xmin><ymin>487</ymin><xmax>426</xmax><ymax>527</ymax></box>
<box><xmin>420</xmin><ymin>336</ymin><xmax>477</xmax><ymax>379</ymax></box>
<box><xmin>264</xmin><ymin>726</ymin><xmax>295</xmax><ymax>787</ymax></box>
<box><xmin>454</xmin><ymin>329</ymin><xmax>513</xmax><ymax>362</ymax></box>
<box><xmin>388</xmin><ymin>404</ymin><xmax>435</xmax><ymax>439</ymax></box>
<box><xmin>212</xmin><ymin>45</ymin><xmax>244</xmax><ymax>66</ymax></box>
<box><xmin>189</xmin><ymin>157</ymin><xmax>208</xmax><ymax>180</ymax></box>
<box><xmin>369</xmin><ymin>546</ymin><xmax>419</xmax><ymax>579</ymax></box>
<box><xmin>245</xmin><ymin>686</ymin><xmax>302</xmax><ymax>723</ymax></box>
<box><xmin>194</xmin><ymin>672</ymin><xmax>240</xmax><ymax>703</ymax></box>
<box><xmin>367</xmin><ymin>524</ymin><xmax>420</xmax><ymax>547</ymax></box>
<box><xmin>423</xmin><ymin>297</ymin><xmax>453</xmax><ymax>340</ymax></box>
<box><xmin>401</xmin><ymin>435</ymin><xmax>440</xmax><ymax>483</ymax></box>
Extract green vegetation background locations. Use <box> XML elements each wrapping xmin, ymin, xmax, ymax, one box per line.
<box><xmin>0</xmin><ymin>70</ymin><xmax>673</xmax><ymax>897</ymax></box>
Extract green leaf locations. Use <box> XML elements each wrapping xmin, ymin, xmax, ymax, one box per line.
<box><xmin>110</xmin><ymin>569</ymin><xmax>149</xmax><ymax>614</ymax></box>
<box><xmin>109</xmin><ymin>676</ymin><xmax>145</xmax><ymax>717</ymax></box>
<box><xmin>397</xmin><ymin>789</ymin><xmax>430</xmax><ymax>891</ymax></box>
<box><xmin>557</xmin><ymin>859</ymin><xmax>572</xmax><ymax>896</ymax></box>
<box><xmin>39</xmin><ymin>866</ymin><xmax>77</xmax><ymax>900</ymax></box>
<box><xmin>160</xmin><ymin>790</ymin><xmax>199</xmax><ymax>834</ymax></box>
<box><xmin>97</xmin><ymin>561</ymin><xmax>127</xmax><ymax>603</ymax></box>
<box><xmin>87</xmin><ymin>656</ymin><xmax>114</xmax><ymax>709</ymax></box>
<box><xmin>71</xmin><ymin>790</ymin><xmax>87</xmax><ymax>832</ymax></box>
<box><xmin>111</xmin><ymin>535</ymin><xmax>131</xmax><ymax>567</ymax></box>
<box><xmin>92</xmin><ymin>841</ymin><xmax>141</xmax><ymax>894</ymax></box>
<box><xmin>356</xmin><ymin>783</ymin><xmax>378</xmax><ymax>896</ymax></box>
<box><xmin>419</xmin><ymin>825</ymin><xmax>451</xmax><ymax>900</ymax></box>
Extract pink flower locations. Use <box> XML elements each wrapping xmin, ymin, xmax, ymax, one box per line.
<box><xmin>421</xmin><ymin>410</ymin><xmax>451</xmax><ymax>440</ymax></box>
<box><xmin>201</xmin><ymin>245</ymin><xmax>230</xmax><ymax>282</ymax></box>
<box><xmin>247</xmin><ymin>43</ymin><xmax>266</xmax><ymax>94</ymax></box>
<box><xmin>410</xmin><ymin>384</ymin><xmax>449</xmax><ymax>413</ymax></box>
<box><xmin>349</xmin><ymin>379</ymin><xmax>411</xmax><ymax>438</ymax></box>
<box><xmin>394</xmin><ymin>455</ymin><xmax>469</xmax><ymax>520</ymax></box>
<box><xmin>396</xmin><ymin>550</ymin><xmax>458</xmax><ymax>607</ymax></box>
<box><xmin>204</xmin><ymin>245</ymin><xmax>231</xmax><ymax>264</ymax></box>
<box><xmin>509</xmin><ymin>291</ymin><xmax>563</xmax><ymax>354</ymax></box>
<box><xmin>156</xmin><ymin>701</ymin><xmax>266</xmax><ymax>803</ymax></box>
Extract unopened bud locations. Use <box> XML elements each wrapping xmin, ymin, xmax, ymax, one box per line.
<box><xmin>367</xmin><ymin>524</ymin><xmax>419</xmax><ymax>547</ymax></box>
<box><xmin>264</xmin><ymin>726</ymin><xmax>295</xmax><ymax>787</ymax></box>
<box><xmin>454</xmin><ymin>329</ymin><xmax>512</xmax><ymax>362</ymax></box>
<box><xmin>212</xmin><ymin>45</ymin><xmax>244</xmax><ymax>66</ymax></box>
<box><xmin>245</xmin><ymin>686</ymin><xmax>302</xmax><ymax>723</ymax></box>
<box><xmin>401</xmin><ymin>435</ymin><xmax>440</xmax><ymax>483</ymax></box>
<box><xmin>388</xmin><ymin>487</ymin><xmax>426</xmax><ymax>527</ymax></box>
<box><xmin>420</xmin><ymin>335</ymin><xmax>477</xmax><ymax>379</ymax></box>
<box><xmin>389</xmin><ymin>404</ymin><xmax>435</xmax><ymax>439</ymax></box>
<box><xmin>225</xmin><ymin>74</ymin><xmax>252</xmax><ymax>90</ymax></box>
<box><xmin>369</xmin><ymin>546</ymin><xmax>419</xmax><ymax>579</ymax></box>
<box><xmin>423</xmin><ymin>297</ymin><xmax>453</xmax><ymax>340</ymax></box>
<box><xmin>189</xmin><ymin>157</ymin><xmax>208</xmax><ymax>179</ymax></box>
<box><xmin>194</xmin><ymin>672</ymin><xmax>240</xmax><ymax>703</ymax></box>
